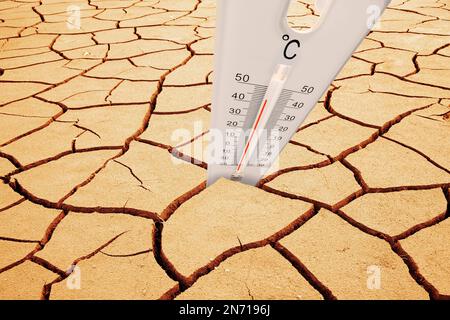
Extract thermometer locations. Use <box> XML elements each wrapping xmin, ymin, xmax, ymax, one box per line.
<box><xmin>207</xmin><ymin>0</ymin><xmax>391</xmax><ymax>186</ymax></box>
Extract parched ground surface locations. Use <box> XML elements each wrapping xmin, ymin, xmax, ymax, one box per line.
<box><xmin>0</xmin><ymin>0</ymin><xmax>449</xmax><ymax>300</ymax></box>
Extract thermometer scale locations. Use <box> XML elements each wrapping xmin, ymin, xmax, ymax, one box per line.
<box><xmin>207</xmin><ymin>0</ymin><xmax>391</xmax><ymax>186</ymax></box>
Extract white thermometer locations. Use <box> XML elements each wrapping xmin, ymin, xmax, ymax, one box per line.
<box><xmin>208</xmin><ymin>0</ymin><xmax>391</xmax><ymax>186</ymax></box>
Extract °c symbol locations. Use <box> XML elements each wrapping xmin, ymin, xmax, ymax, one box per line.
<box><xmin>282</xmin><ymin>34</ymin><xmax>300</xmax><ymax>60</ymax></box>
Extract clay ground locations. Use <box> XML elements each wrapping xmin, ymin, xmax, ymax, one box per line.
<box><xmin>0</xmin><ymin>0</ymin><xmax>449</xmax><ymax>300</ymax></box>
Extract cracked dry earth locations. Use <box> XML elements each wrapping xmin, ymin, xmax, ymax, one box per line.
<box><xmin>0</xmin><ymin>0</ymin><xmax>449</xmax><ymax>300</ymax></box>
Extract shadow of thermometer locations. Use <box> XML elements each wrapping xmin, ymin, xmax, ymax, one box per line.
<box><xmin>208</xmin><ymin>0</ymin><xmax>391</xmax><ymax>186</ymax></box>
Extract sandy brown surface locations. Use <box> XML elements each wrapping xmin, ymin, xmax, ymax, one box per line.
<box><xmin>0</xmin><ymin>0</ymin><xmax>449</xmax><ymax>300</ymax></box>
